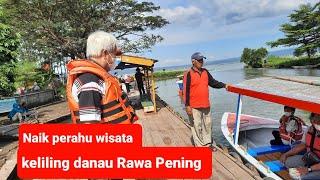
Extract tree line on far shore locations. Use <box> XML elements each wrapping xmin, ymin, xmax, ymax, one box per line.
<box><xmin>241</xmin><ymin>3</ymin><xmax>320</xmax><ymax>68</ymax></box>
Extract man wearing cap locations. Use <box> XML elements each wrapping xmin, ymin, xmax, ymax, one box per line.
<box><xmin>183</xmin><ymin>52</ymin><xmax>227</xmax><ymax>148</ymax></box>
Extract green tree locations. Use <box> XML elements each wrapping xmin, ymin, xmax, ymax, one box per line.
<box><xmin>0</xmin><ymin>0</ymin><xmax>19</xmax><ymax>96</ymax></box>
<box><xmin>0</xmin><ymin>22</ymin><xmax>20</xmax><ymax>96</ymax></box>
<box><xmin>240</xmin><ymin>48</ymin><xmax>251</xmax><ymax>65</ymax></box>
<box><xmin>13</xmin><ymin>61</ymin><xmax>55</xmax><ymax>90</ymax></box>
<box><xmin>4</xmin><ymin>0</ymin><xmax>169</xmax><ymax>60</ymax></box>
<box><xmin>0</xmin><ymin>63</ymin><xmax>15</xmax><ymax>96</ymax></box>
<box><xmin>313</xmin><ymin>3</ymin><xmax>320</xmax><ymax>51</ymax></box>
<box><xmin>0</xmin><ymin>23</ymin><xmax>20</xmax><ymax>65</ymax></box>
<box><xmin>240</xmin><ymin>47</ymin><xmax>268</xmax><ymax>68</ymax></box>
<box><xmin>267</xmin><ymin>3</ymin><xmax>320</xmax><ymax>58</ymax></box>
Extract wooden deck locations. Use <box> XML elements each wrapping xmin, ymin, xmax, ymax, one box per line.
<box><xmin>0</xmin><ymin>142</ymin><xmax>17</xmax><ymax>179</ymax></box>
<box><xmin>132</xmin><ymin>93</ymin><xmax>262</xmax><ymax>180</ymax></box>
<box><xmin>136</xmin><ymin>102</ymin><xmax>192</xmax><ymax>147</ymax></box>
<box><xmin>0</xmin><ymin>101</ymin><xmax>70</xmax><ymax>179</ymax></box>
<box><xmin>0</xmin><ymin>101</ymin><xmax>69</xmax><ymax>137</ymax></box>
<box><xmin>0</xmin><ymin>93</ymin><xmax>263</xmax><ymax>180</ymax></box>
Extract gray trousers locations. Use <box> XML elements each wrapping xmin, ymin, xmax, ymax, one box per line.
<box><xmin>188</xmin><ymin>107</ymin><xmax>216</xmax><ymax>147</ymax></box>
<box><xmin>285</xmin><ymin>155</ymin><xmax>320</xmax><ymax>179</ymax></box>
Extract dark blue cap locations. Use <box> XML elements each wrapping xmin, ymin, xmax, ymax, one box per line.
<box><xmin>191</xmin><ymin>52</ymin><xmax>206</xmax><ymax>60</ymax></box>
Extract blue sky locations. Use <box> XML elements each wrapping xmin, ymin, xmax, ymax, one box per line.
<box><xmin>135</xmin><ymin>0</ymin><xmax>318</xmax><ymax>67</ymax></box>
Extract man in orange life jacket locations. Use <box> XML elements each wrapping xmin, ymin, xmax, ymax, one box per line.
<box><xmin>66</xmin><ymin>31</ymin><xmax>137</xmax><ymax>124</ymax></box>
<box><xmin>270</xmin><ymin>106</ymin><xmax>304</xmax><ymax>146</ymax></box>
<box><xmin>183</xmin><ymin>52</ymin><xmax>227</xmax><ymax>148</ymax></box>
<box><xmin>280</xmin><ymin>113</ymin><xmax>320</xmax><ymax>179</ymax></box>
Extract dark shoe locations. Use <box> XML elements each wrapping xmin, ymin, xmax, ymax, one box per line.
<box><xmin>210</xmin><ymin>145</ymin><xmax>217</xmax><ymax>152</ymax></box>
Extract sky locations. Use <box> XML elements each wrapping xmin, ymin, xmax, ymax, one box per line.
<box><xmin>134</xmin><ymin>0</ymin><xmax>318</xmax><ymax>67</ymax></box>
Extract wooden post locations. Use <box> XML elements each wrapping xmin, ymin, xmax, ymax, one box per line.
<box><xmin>151</xmin><ymin>68</ymin><xmax>157</xmax><ymax>113</ymax></box>
<box><xmin>146</xmin><ymin>69</ymin><xmax>150</xmax><ymax>95</ymax></box>
<box><xmin>144</xmin><ymin>69</ymin><xmax>148</xmax><ymax>94</ymax></box>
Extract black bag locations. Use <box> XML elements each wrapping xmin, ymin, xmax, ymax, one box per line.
<box><xmin>303</xmin><ymin>127</ymin><xmax>320</xmax><ymax>166</ymax></box>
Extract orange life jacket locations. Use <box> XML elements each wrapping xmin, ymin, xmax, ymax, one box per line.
<box><xmin>306</xmin><ymin>126</ymin><xmax>320</xmax><ymax>158</ymax></box>
<box><xmin>279</xmin><ymin>115</ymin><xmax>304</xmax><ymax>142</ymax></box>
<box><xmin>66</xmin><ymin>59</ymin><xmax>136</xmax><ymax>124</ymax></box>
<box><xmin>183</xmin><ymin>68</ymin><xmax>210</xmax><ymax>108</ymax></box>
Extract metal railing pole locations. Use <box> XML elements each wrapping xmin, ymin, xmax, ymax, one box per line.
<box><xmin>233</xmin><ymin>94</ymin><xmax>242</xmax><ymax>145</ymax></box>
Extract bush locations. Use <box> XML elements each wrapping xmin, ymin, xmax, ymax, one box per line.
<box><xmin>264</xmin><ymin>56</ymin><xmax>320</xmax><ymax>68</ymax></box>
<box><xmin>153</xmin><ymin>70</ymin><xmax>185</xmax><ymax>80</ymax></box>
<box><xmin>14</xmin><ymin>60</ymin><xmax>56</xmax><ymax>90</ymax></box>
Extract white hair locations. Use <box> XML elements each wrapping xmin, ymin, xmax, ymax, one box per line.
<box><xmin>86</xmin><ymin>31</ymin><xmax>118</xmax><ymax>58</ymax></box>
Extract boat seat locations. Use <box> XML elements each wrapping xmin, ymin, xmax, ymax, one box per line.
<box><xmin>264</xmin><ymin>160</ymin><xmax>286</xmax><ymax>172</ymax></box>
<box><xmin>248</xmin><ymin>145</ymin><xmax>291</xmax><ymax>157</ymax></box>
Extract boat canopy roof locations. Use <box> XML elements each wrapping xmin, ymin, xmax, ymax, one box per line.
<box><xmin>227</xmin><ymin>76</ymin><xmax>320</xmax><ymax>114</ymax></box>
<box><xmin>115</xmin><ymin>55</ymin><xmax>158</xmax><ymax>70</ymax></box>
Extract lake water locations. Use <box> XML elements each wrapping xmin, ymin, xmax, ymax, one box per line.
<box><xmin>156</xmin><ymin>62</ymin><xmax>320</xmax><ymax>146</ymax></box>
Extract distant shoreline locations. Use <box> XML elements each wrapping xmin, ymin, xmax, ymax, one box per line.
<box><xmin>155</xmin><ymin>48</ymin><xmax>296</xmax><ymax>70</ymax></box>
<box><xmin>263</xmin><ymin>56</ymin><xmax>320</xmax><ymax>69</ymax></box>
<box><xmin>154</xmin><ymin>61</ymin><xmax>243</xmax><ymax>80</ymax></box>
<box><xmin>153</xmin><ymin>70</ymin><xmax>184</xmax><ymax>80</ymax></box>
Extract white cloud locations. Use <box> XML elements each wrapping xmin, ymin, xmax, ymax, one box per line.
<box><xmin>149</xmin><ymin>0</ymin><xmax>318</xmax><ymax>46</ymax></box>
<box><xmin>141</xmin><ymin>0</ymin><xmax>319</xmax><ymax>65</ymax></box>
<box><xmin>153</xmin><ymin>14</ymin><xmax>283</xmax><ymax>46</ymax></box>
<box><xmin>154</xmin><ymin>0</ymin><xmax>318</xmax><ymax>26</ymax></box>
<box><xmin>157</xmin><ymin>6</ymin><xmax>203</xmax><ymax>26</ymax></box>
<box><xmin>193</xmin><ymin>0</ymin><xmax>318</xmax><ymax>24</ymax></box>
<box><xmin>156</xmin><ymin>58</ymin><xmax>187</xmax><ymax>67</ymax></box>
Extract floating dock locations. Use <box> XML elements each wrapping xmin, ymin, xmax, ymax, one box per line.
<box><xmin>0</xmin><ymin>95</ymin><xmax>262</xmax><ymax>179</ymax></box>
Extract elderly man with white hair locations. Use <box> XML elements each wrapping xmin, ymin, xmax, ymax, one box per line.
<box><xmin>66</xmin><ymin>31</ymin><xmax>137</xmax><ymax>124</ymax></box>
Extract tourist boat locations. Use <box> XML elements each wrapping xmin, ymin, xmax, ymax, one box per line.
<box><xmin>221</xmin><ymin>76</ymin><xmax>320</xmax><ymax>180</ymax></box>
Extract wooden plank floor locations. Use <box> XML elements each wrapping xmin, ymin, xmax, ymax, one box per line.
<box><xmin>257</xmin><ymin>152</ymin><xmax>282</xmax><ymax>162</ymax></box>
<box><xmin>0</xmin><ymin>101</ymin><xmax>70</xmax><ymax>137</ymax></box>
<box><xmin>132</xmin><ymin>93</ymin><xmax>262</xmax><ymax>180</ymax></box>
<box><xmin>0</xmin><ymin>93</ymin><xmax>263</xmax><ymax>179</ymax></box>
<box><xmin>257</xmin><ymin>152</ymin><xmax>290</xmax><ymax>180</ymax></box>
<box><xmin>0</xmin><ymin>141</ymin><xmax>18</xmax><ymax>178</ymax></box>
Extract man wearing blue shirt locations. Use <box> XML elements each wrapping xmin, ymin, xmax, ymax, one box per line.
<box><xmin>8</xmin><ymin>101</ymin><xmax>28</xmax><ymax>123</ymax></box>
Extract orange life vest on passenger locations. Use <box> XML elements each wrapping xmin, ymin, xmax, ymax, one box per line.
<box><xmin>183</xmin><ymin>68</ymin><xmax>210</xmax><ymax>108</ymax></box>
<box><xmin>305</xmin><ymin>126</ymin><xmax>320</xmax><ymax>158</ymax></box>
<box><xmin>279</xmin><ymin>115</ymin><xmax>304</xmax><ymax>142</ymax></box>
<box><xmin>66</xmin><ymin>59</ymin><xmax>136</xmax><ymax>124</ymax></box>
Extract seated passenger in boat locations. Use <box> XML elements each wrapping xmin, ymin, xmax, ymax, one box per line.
<box><xmin>270</xmin><ymin>106</ymin><xmax>305</xmax><ymax>145</ymax></box>
<box><xmin>280</xmin><ymin>113</ymin><xmax>320</xmax><ymax>179</ymax></box>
